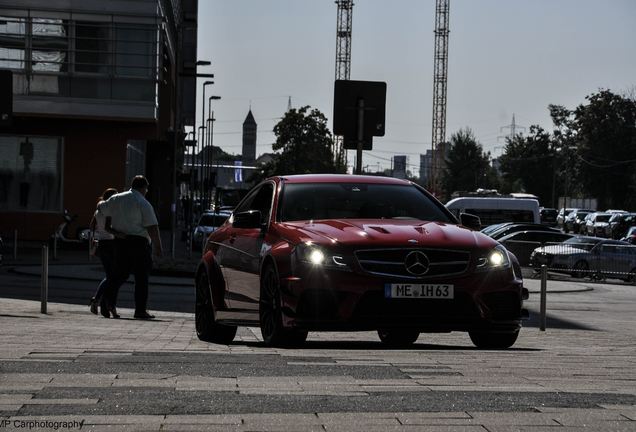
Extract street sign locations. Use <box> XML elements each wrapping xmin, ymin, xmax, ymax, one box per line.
<box><xmin>333</xmin><ymin>79</ymin><xmax>386</xmax><ymax>150</ymax></box>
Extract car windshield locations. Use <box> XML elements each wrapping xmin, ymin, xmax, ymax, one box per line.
<box><xmin>563</xmin><ymin>237</ymin><xmax>602</xmax><ymax>251</ymax></box>
<box><xmin>280</xmin><ymin>183</ymin><xmax>453</xmax><ymax>223</ymax></box>
<box><xmin>199</xmin><ymin>214</ymin><xmax>229</xmax><ymax>227</ymax></box>
<box><xmin>595</xmin><ymin>215</ymin><xmax>611</xmax><ymax>223</ymax></box>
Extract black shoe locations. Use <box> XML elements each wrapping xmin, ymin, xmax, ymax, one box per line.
<box><xmin>89</xmin><ymin>297</ymin><xmax>98</xmax><ymax>315</ymax></box>
<box><xmin>134</xmin><ymin>311</ymin><xmax>155</xmax><ymax>320</ymax></box>
<box><xmin>109</xmin><ymin>307</ymin><xmax>121</xmax><ymax>319</ymax></box>
<box><xmin>100</xmin><ymin>300</ymin><xmax>110</xmax><ymax>318</ymax></box>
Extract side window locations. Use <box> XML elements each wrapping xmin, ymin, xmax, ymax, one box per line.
<box><xmin>234</xmin><ymin>183</ymin><xmax>274</xmax><ymax>223</ymax></box>
<box><xmin>250</xmin><ymin>183</ymin><xmax>274</xmax><ymax>223</ymax></box>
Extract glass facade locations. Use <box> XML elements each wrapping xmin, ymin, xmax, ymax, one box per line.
<box><xmin>0</xmin><ymin>15</ymin><xmax>158</xmax><ymax>102</ymax></box>
<box><xmin>0</xmin><ymin>135</ymin><xmax>62</xmax><ymax>212</ymax></box>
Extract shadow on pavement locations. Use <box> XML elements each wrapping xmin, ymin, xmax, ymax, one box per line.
<box><xmin>239</xmin><ymin>340</ymin><xmax>540</xmax><ymax>352</ymax></box>
<box><xmin>524</xmin><ymin>310</ymin><xmax>597</xmax><ymax>331</ymax></box>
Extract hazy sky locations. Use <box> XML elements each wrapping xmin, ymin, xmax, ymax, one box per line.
<box><xmin>196</xmin><ymin>0</ymin><xmax>636</xmax><ymax>173</ymax></box>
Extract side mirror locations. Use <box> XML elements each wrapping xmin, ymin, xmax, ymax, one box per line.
<box><xmin>459</xmin><ymin>212</ymin><xmax>481</xmax><ymax>231</ymax></box>
<box><xmin>232</xmin><ymin>210</ymin><xmax>263</xmax><ymax>229</ymax></box>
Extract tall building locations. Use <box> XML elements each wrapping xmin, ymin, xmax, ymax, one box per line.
<box><xmin>420</xmin><ymin>150</ymin><xmax>434</xmax><ymax>185</ymax></box>
<box><xmin>0</xmin><ymin>0</ymin><xmax>198</xmax><ymax>239</ymax></box>
<box><xmin>242</xmin><ymin>109</ymin><xmax>256</xmax><ymax>166</ymax></box>
<box><xmin>393</xmin><ymin>155</ymin><xmax>407</xmax><ymax>180</ymax></box>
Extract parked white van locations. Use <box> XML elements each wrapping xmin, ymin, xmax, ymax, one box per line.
<box><xmin>446</xmin><ymin>197</ymin><xmax>541</xmax><ymax>226</ymax></box>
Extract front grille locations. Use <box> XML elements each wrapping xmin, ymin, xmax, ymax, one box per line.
<box><xmin>355</xmin><ymin>248</ymin><xmax>470</xmax><ymax>279</ymax></box>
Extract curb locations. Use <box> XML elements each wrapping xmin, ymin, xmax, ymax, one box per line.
<box><xmin>9</xmin><ymin>266</ymin><xmax>193</xmax><ymax>287</ymax></box>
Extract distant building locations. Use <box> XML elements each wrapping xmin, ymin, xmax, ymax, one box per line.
<box><xmin>256</xmin><ymin>153</ymin><xmax>276</xmax><ymax>166</ymax></box>
<box><xmin>242</xmin><ymin>109</ymin><xmax>257</xmax><ymax>166</ymax></box>
<box><xmin>393</xmin><ymin>155</ymin><xmax>407</xmax><ymax>179</ymax></box>
<box><xmin>0</xmin><ymin>0</ymin><xmax>198</xmax><ymax>239</ymax></box>
<box><xmin>420</xmin><ymin>150</ymin><xmax>433</xmax><ymax>185</ymax></box>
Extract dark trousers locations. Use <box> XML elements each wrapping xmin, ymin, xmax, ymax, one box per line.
<box><xmin>93</xmin><ymin>240</ymin><xmax>116</xmax><ymax>302</ymax></box>
<box><xmin>109</xmin><ymin>236</ymin><xmax>152</xmax><ymax>312</ymax></box>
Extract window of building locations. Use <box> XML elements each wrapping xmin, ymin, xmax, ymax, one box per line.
<box><xmin>0</xmin><ymin>135</ymin><xmax>62</xmax><ymax>212</ymax></box>
<box><xmin>0</xmin><ymin>16</ymin><xmax>26</xmax><ymax>70</ymax></box>
<box><xmin>0</xmin><ymin>16</ymin><xmax>159</xmax><ymax>103</ymax></box>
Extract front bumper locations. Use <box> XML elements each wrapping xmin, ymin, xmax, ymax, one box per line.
<box><xmin>280</xmin><ymin>266</ymin><xmax>525</xmax><ymax>332</ymax></box>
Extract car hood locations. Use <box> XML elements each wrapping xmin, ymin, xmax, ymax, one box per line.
<box><xmin>278</xmin><ymin>219</ymin><xmax>496</xmax><ymax>250</ymax></box>
<box><xmin>533</xmin><ymin>245</ymin><xmax>589</xmax><ymax>256</ymax></box>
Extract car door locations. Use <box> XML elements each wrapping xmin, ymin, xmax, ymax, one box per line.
<box><xmin>223</xmin><ymin>182</ymin><xmax>275</xmax><ymax>313</ymax></box>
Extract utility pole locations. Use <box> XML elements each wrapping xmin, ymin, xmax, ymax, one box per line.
<box><xmin>430</xmin><ymin>0</ymin><xmax>450</xmax><ymax>195</ymax></box>
<box><xmin>499</xmin><ymin>113</ymin><xmax>526</xmax><ymax>143</ymax></box>
<box><xmin>334</xmin><ymin>0</ymin><xmax>354</xmax><ymax>171</ymax></box>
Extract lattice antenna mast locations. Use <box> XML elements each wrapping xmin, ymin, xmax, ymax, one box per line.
<box><xmin>334</xmin><ymin>0</ymin><xmax>353</xmax><ymax>169</ymax></box>
<box><xmin>430</xmin><ymin>0</ymin><xmax>450</xmax><ymax>194</ymax></box>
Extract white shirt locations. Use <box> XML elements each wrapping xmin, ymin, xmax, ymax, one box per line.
<box><xmin>98</xmin><ymin>189</ymin><xmax>158</xmax><ymax>242</ymax></box>
<box><xmin>93</xmin><ymin>201</ymin><xmax>114</xmax><ymax>241</ymax></box>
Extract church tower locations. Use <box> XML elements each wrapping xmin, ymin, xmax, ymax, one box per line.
<box><xmin>242</xmin><ymin>109</ymin><xmax>257</xmax><ymax>166</ymax></box>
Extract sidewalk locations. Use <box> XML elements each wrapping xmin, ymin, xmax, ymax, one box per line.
<box><xmin>2</xmin><ymin>230</ymin><xmax>198</xmax><ymax>287</ymax></box>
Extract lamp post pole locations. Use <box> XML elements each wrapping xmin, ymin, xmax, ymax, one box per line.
<box><xmin>200</xmin><ymin>81</ymin><xmax>214</xmax><ymax>211</ymax></box>
<box><xmin>207</xmin><ymin>95</ymin><xmax>221</xmax><ymax>210</ymax></box>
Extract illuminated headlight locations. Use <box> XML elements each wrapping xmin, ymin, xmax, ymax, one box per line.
<box><xmin>308</xmin><ymin>249</ymin><xmax>325</xmax><ymax>265</ymax></box>
<box><xmin>295</xmin><ymin>243</ymin><xmax>349</xmax><ymax>270</ymax></box>
<box><xmin>477</xmin><ymin>245</ymin><xmax>511</xmax><ymax>270</ymax></box>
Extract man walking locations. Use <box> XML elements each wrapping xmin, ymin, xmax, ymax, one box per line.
<box><xmin>99</xmin><ymin>175</ymin><xmax>163</xmax><ymax>319</ymax></box>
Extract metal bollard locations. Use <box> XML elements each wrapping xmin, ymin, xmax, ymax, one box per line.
<box><xmin>540</xmin><ymin>264</ymin><xmax>547</xmax><ymax>331</ymax></box>
<box><xmin>13</xmin><ymin>229</ymin><xmax>17</xmax><ymax>260</ymax></box>
<box><xmin>41</xmin><ymin>245</ymin><xmax>49</xmax><ymax>314</ymax></box>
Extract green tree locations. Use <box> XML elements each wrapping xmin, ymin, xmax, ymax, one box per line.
<box><xmin>442</xmin><ymin>128</ymin><xmax>497</xmax><ymax>197</ymax></box>
<box><xmin>498</xmin><ymin>125</ymin><xmax>556</xmax><ymax>204</ymax></box>
<box><xmin>573</xmin><ymin>90</ymin><xmax>636</xmax><ymax>209</ymax></box>
<box><xmin>254</xmin><ymin>106</ymin><xmax>343</xmax><ymax>180</ymax></box>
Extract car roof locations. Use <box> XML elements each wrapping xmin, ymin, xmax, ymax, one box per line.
<box><xmin>277</xmin><ymin>174</ymin><xmax>411</xmax><ymax>185</ymax></box>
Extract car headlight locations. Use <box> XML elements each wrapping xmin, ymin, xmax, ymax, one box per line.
<box><xmin>295</xmin><ymin>242</ymin><xmax>350</xmax><ymax>270</ymax></box>
<box><xmin>476</xmin><ymin>245</ymin><xmax>511</xmax><ymax>271</ymax></box>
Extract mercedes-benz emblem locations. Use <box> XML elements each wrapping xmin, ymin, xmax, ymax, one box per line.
<box><xmin>404</xmin><ymin>251</ymin><xmax>430</xmax><ymax>276</ymax></box>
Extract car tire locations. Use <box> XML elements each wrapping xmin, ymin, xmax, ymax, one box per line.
<box><xmin>571</xmin><ymin>260</ymin><xmax>589</xmax><ymax>279</ymax></box>
<box><xmin>377</xmin><ymin>329</ymin><xmax>420</xmax><ymax>347</ymax></box>
<box><xmin>259</xmin><ymin>264</ymin><xmax>308</xmax><ymax>347</ymax></box>
<box><xmin>469</xmin><ymin>329</ymin><xmax>519</xmax><ymax>349</ymax></box>
<box><xmin>195</xmin><ymin>269</ymin><xmax>237</xmax><ymax>344</ymax></box>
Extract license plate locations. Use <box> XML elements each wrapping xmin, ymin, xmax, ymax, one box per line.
<box><xmin>385</xmin><ymin>283</ymin><xmax>454</xmax><ymax>299</ymax></box>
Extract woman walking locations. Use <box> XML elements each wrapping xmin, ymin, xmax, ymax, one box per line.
<box><xmin>88</xmin><ymin>188</ymin><xmax>120</xmax><ymax>318</ymax></box>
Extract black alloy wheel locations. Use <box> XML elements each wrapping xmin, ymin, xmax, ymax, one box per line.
<box><xmin>377</xmin><ymin>329</ymin><xmax>420</xmax><ymax>347</ymax></box>
<box><xmin>259</xmin><ymin>265</ymin><xmax>307</xmax><ymax>347</ymax></box>
<box><xmin>195</xmin><ymin>270</ymin><xmax>237</xmax><ymax>344</ymax></box>
<box><xmin>468</xmin><ymin>329</ymin><xmax>519</xmax><ymax>349</ymax></box>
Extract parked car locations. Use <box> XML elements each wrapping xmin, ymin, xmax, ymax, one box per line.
<box><xmin>487</xmin><ymin>223</ymin><xmax>561</xmax><ymax>241</ymax></box>
<box><xmin>445</xmin><ymin>197</ymin><xmax>540</xmax><ymax>225</ymax></box>
<box><xmin>480</xmin><ymin>222</ymin><xmax>513</xmax><ymax>236</ymax></box>
<box><xmin>498</xmin><ymin>230</ymin><xmax>573</xmax><ymax>266</ymax></box>
<box><xmin>620</xmin><ymin>227</ymin><xmax>636</xmax><ymax>245</ymax></box>
<box><xmin>195</xmin><ymin>175</ymin><xmax>528</xmax><ymax>349</ymax></box>
<box><xmin>539</xmin><ymin>208</ymin><xmax>558</xmax><ymax>226</ymax></box>
<box><xmin>192</xmin><ymin>211</ymin><xmax>231</xmax><ymax>251</ymax></box>
<box><xmin>530</xmin><ymin>236</ymin><xmax>636</xmax><ymax>282</ymax></box>
<box><xmin>556</xmin><ymin>208</ymin><xmax>574</xmax><ymax>229</ymax></box>
<box><xmin>608</xmin><ymin>213</ymin><xmax>636</xmax><ymax>240</ymax></box>
<box><xmin>584</xmin><ymin>212</ymin><xmax>612</xmax><ymax>237</ymax></box>
<box><xmin>563</xmin><ymin>209</ymin><xmax>594</xmax><ymax>233</ymax></box>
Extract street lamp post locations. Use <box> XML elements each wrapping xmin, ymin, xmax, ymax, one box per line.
<box><xmin>207</xmin><ymin>95</ymin><xmax>221</xmax><ymax>210</ymax></box>
<box><xmin>200</xmin><ymin>81</ymin><xmax>214</xmax><ymax>211</ymax></box>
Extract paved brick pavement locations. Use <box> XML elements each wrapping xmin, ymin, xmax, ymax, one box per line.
<box><xmin>0</xmin><ymin>276</ymin><xmax>635</xmax><ymax>432</ymax></box>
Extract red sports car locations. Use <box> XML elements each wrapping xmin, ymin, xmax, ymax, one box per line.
<box><xmin>195</xmin><ymin>175</ymin><xmax>528</xmax><ymax>348</ymax></box>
